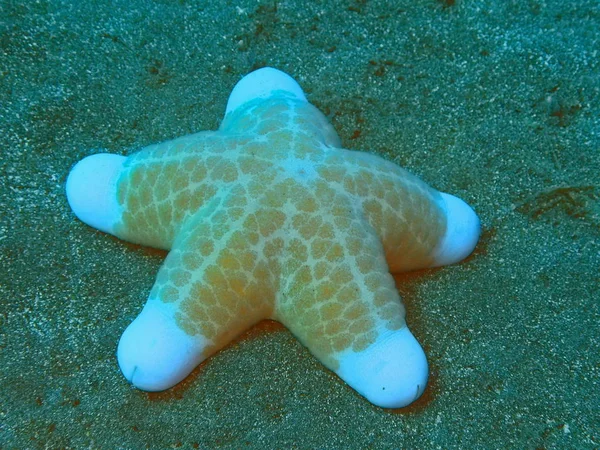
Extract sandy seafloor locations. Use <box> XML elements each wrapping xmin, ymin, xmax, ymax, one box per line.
<box><xmin>1</xmin><ymin>0</ymin><xmax>598</xmax><ymax>448</ymax></box>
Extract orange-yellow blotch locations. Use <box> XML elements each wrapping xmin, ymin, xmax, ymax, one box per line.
<box><xmin>157</xmin><ymin>203</ymin><xmax>173</xmax><ymax>226</ymax></box>
<box><xmin>349</xmin><ymin>317</ymin><xmax>373</xmax><ymax>335</ymax></box>
<box><xmin>354</xmin><ymin>173</ymin><xmax>370</xmax><ymax>197</ymax></box>
<box><xmin>162</xmin><ymin>163</ymin><xmax>179</xmax><ymax>185</ymax></box>
<box><xmin>384</xmin><ymin>188</ymin><xmax>401</xmax><ymax>211</ymax></box>
<box><xmin>264</xmin><ymin>237</ymin><xmax>284</xmax><ymax>258</ymax></box>
<box><xmin>269</xmin><ymin>130</ymin><xmax>293</xmax><ymax>147</ymax></box>
<box><xmin>352</xmin><ymin>331</ymin><xmax>377</xmax><ymax>352</ymax></box>
<box><xmin>290</xmin><ymin>265</ymin><xmax>312</xmax><ymax>290</ymax></box>
<box><xmin>198</xmin><ymin>239</ymin><xmax>214</xmax><ymax>257</ymax></box>
<box><xmin>187</xmin><ymin>281</ymin><xmax>204</xmax><ymax>301</ymax></box>
<box><xmin>316</xmin><ymin>281</ymin><xmax>338</xmax><ymax>299</ymax></box>
<box><xmin>381</xmin><ymin>177</ymin><xmax>395</xmax><ymax>192</ymax></box>
<box><xmin>171</xmin><ymin>209</ymin><xmax>187</xmax><ymax>231</ymax></box>
<box><xmin>145</xmin><ymin>208</ymin><xmax>160</xmax><ymax>231</ymax></box>
<box><xmin>242</xmin><ymin>215</ymin><xmax>259</xmax><ymax>235</ymax></box>
<box><xmin>182</xmin><ymin>251</ymin><xmax>202</xmax><ymax>271</ymax></box>
<box><xmin>262</xmin><ymin>102</ymin><xmax>289</xmax><ymax>119</ymax></box>
<box><xmin>174</xmin><ymin>191</ymin><xmax>190</xmax><ymax>212</ymax></box>
<box><xmin>117</xmin><ymin>210</ymin><xmax>133</xmax><ymax>234</ymax></box>
<box><xmin>127</xmin><ymin>195</ymin><xmax>141</xmax><ymax>215</ymax></box>
<box><xmin>227</xmin><ymin>230</ymin><xmax>248</xmax><ymax>251</ymax></box>
<box><xmin>293</xmin><ymin>141</ymin><xmax>320</xmax><ymax>159</ymax></box>
<box><xmin>313</xmin><ymin>180</ymin><xmax>336</xmax><ymax>204</ymax></box>
<box><xmin>331</xmin><ymin>204</ymin><xmax>348</xmax><ymax>218</ymax></box>
<box><xmin>288</xmin><ymin>238</ymin><xmax>308</xmax><ymax>262</ymax></box>
<box><xmin>210</xmin><ymin>214</ymin><xmax>230</xmax><ymax>241</ymax></box>
<box><xmin>373</xmin><ymin>289</ymin><xmax>393</xmax><ymax>307</ymax></box>
<box><xmin>228</xmin><ymin>273</ymin><xmax>247</xmax><ymax>296</ymax></box>
<box><xmin>190</xmin><ymin>162</ymin><xmax>208</xmax><ymax>183</ymax></box>
<box><xmin>318</xmin><ymin>164</ymin><xmax>345</xmax><ymax>183</ymax></box>
<box><xmin>320</xmin><ymin>302</ymin><xmax>343</xmax><ymax>321</ymax></box>
<box><xmin>247</xmin><ymin>231</ymin><xmax>259</xmax><ymax>246</ymax></box>
<box><xmin>364</xmin><ymin>273</ymin><xmax>386</xmax><ymax>292</ymax></box>
<box><xmin>224</xmin><ymin>186</ymin><xmax>248</xmax><ymax>207</ymax></box>
<box><xmin>171</xmin><ymin>172</ymin><xmax>189</xmax><ymax>193</ymax></box>
<box><xmin>181</xmin><ymin>299</ymin><xmax>211</xmax><ymax>325</ymax></box>
<box><xmin>200</xmin><ymin>321</ymin><xmax>217</xmax><ymax>338</ymax></box>
<box><xmin>296</xmin><ymin>195</ymin><xmax>318</xmax><ymax>213</ymax></box>
<box><xmin>220</xmin><ymin>291</ymin><xmax>240</xmax><ymax>313</ymax></box>
<box><xmin>176</xmin><ymin>314</ymin><xmax>200</xmax><ymax>336</ymax></box>
<box><xmin>313</xmin><ymin>261</ymin><xmax>329</xmax><ymax>280</ymax></box>
<box><xmin>130</xmin><ymin>167</ymin><xmax>144</xmax><ymax>186</ymax></box>
<box><xmin>310</xmin><ymin>239</ymin><xmax>329</xmax><ymax>260</ymax></box>
<box><xmin>324</xmin><ymin>318</ymin><xmax>344</xmax><ymax>337</ymax></box>
<box><xmin>238</xmin><ymin>155</ymin><xmax>264</xmax><ymax>174</ymax></box>
<box><xmin>211</xmin><ymin>305</ymin><xmax>232</xmax><ymax>327</ymax></box>
<box><xmin>182</xmin><ymin>157</ymin><xmax>196</xmax><ymax>173</ymax></box>
<box><xmin>261</xmin><ymin>188</ymin><xmax>285</xmax><ymax>208</ymax></box>
<box><xmin>161</xmin><ymin>285</ymin><xmax>179</xmax><ymax>303</ymax></box>
<box><xmin>356</xmin><ymin>254</ymin><xmax>375</xmax><ymax>274</ymax></box>
<box><xmin>325</xmin><ymin>243</ymin><xmax>344</xmax><ymax>262</ymax></box>
<box><xmin>239</xmin><ymin>250</ymin><xmax>257</xmax><ymax>271</ymax></box>
<box><xmin>332</xmin><ymin>333</ymin><xmax>353</xmax><ymax>352</ymax></box>
<box><xmin>227</xmin><ymin>207</ymin><xmax>244</xmax><ymax>223</ymax></box>
<box><xmin>345</xmin><ymin>236</ymin><xmax>362</xmax><ymax>256</ymax></box>
<box><xmin>217</xmin><ymin>250</ymin><xmax>241</xmax><ymax>270</ymax></box>
<box><xmin>343</xmin><ymin>175</ymin><xmax>357</xmax><ymax>194</ymax></box>
<box><xmin>155</xmin><ymin>181</ymin><xmax>170</xmax><ymax>202</ymax></box>
<box><xmin>171</xmin><ymin>269</ymin><xmax>191</xmax><ymax>288</ymax></box>
<box><xmin>255</xmin><ymin>209</ymin><xmax>286</xmax><ymax>237</ymax></box>
<box><xmin>204</xmin><ymin>264</ymin><xmax>227</xmax><ymax>288</ymax></box>
<box><xmin>170</xmin><ymin>141</ymin><xmax>186</xmax><ymax>155</ymax></box>
<box><xmin>299</xmin><ymin>307</ymin><xmax>320</xmax><ymax>328</ymax></box>
<box><xmin>351</xmin><ymin>335</ymin><xmax>371</xmax><ymax>352</ymax></box>
<box><xmin>343</xmin><ymin>301</ymin><xmax>368</xmax><ymax>321</ymax></box>
<box><xmin>318</xmin><ymin>223</ymin><xmax>335</xmax><ymax>239</ymax></box>
<box><xmin>211</xmin><ymin>160</ymin><xmax>238</xmax><ymax>182</ymax></box>
<box><xmin>371</xmin><ymin>179</ymin><xmax>385</xmax><ymax>199</ymax></box>
<box><xmin>292</xmin><ymin>214</ymin><xmax>322</xmax><ymax>240</ymax></box>
<box><xmin>379</xmin><ymin>303</ymin><xmax>401</xmax><ymax>321</ymax></box>
<box><xmin>329</xmin><ymin>266</ymin><xmax>353</xmax><ymax>285</ymax></box>
<box><xmin>337</xmin><ymin>284</ymin><xmax>360</xmax><ymax>303</ymax></box>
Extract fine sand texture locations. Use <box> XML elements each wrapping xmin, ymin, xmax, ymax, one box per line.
<box><xmin>1</xmin><ymin>1</ymin><xmax>598</xmax><ymax>448</ymax></box>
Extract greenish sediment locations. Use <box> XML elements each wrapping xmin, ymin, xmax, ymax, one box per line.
<box><xmin>1</xmin><ymin>0</ymin><xmax>598</xmax><ymax>448</ymax></box>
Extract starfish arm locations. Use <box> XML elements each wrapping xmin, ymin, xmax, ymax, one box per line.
<box><xmin>317</xmin><ymin>150</ymin><xmax>480</xmax><ymax>272</ymax></box>
<box><xmin>67</xmin><ymin>132</ymin><xmax>252</xmax><ymax>250</ymax></box>
<box><xmin>113</xmin><ymin>132</ymin><xmax>253</xmax><ymax>249</ymax></box>
<box><xmin>273</xmin><ymin>203</ymin><xmax>427</xmax><ymax>408</ymax></box>
<box><xmin>117</xmin><ymin>203</ymin><xmax>277</xmax><ymax>391</ymax></box>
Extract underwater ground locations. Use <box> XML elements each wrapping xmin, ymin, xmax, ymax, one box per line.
<box><xmin>1</xmin><ymin>0</ymin><xmax>598</xmax><ymax>448</ymax></box>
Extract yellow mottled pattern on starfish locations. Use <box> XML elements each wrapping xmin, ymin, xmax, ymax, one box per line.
<box><xmin>66</xmin><ymin>68</ymin><xmax>482</xmax><ymax>407</ymax></box>
<box><xmin>112</xmin><ymin>94</ymin><xmax>446</xmax><ymax>371</ymax></box>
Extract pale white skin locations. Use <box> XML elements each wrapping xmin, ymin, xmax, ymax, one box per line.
<box><xmin>67</xmin><ymin>67</ymin><xmax>480</xmax><ymax>408</ymax></box>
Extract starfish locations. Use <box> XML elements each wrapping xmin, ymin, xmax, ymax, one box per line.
<box><xmin>66</xmin><ymin>67</ymin><xmax>480</xmax><ymax>408</ymax></box>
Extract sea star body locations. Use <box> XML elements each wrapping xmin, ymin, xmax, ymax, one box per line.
<box><xmin>66</xmin><ymin>68</ymin><xmax>480</xmax><ymax>408</ymax></box>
